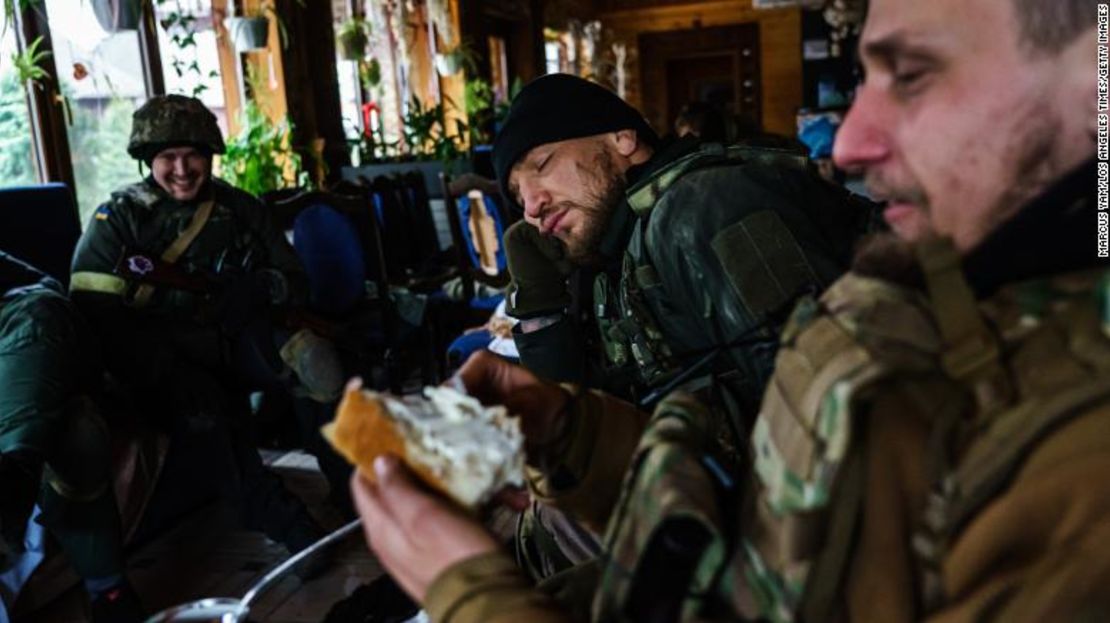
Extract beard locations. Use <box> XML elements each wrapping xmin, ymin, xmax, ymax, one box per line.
<box><xmin>561</xmin><ymin>149</ymin><xmax>628</xmax><ymax>267</ymax></box>
<box><xmin>850</xmin><ymin>231</ymin><xmax>925</xmax><ymax>289</ymax></box>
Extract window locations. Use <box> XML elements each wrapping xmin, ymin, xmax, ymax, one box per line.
<box><xmin>45</xmin><ymin>0</ymin><xmax>150</xmax><ymax>227</ymax></box>
<box><xmin>0</xmin><ymin>23</ymin><xmax>39</xmax><ymax>186</ymax></box>
<box><xmin>334</xmin><ymin>0</ymin><xmax>362</xmax><ymax>140</ymax></box>
<box><xmin>155</xmin><ymin>0</ymin><xmax>229</xmax><ymax>136</ymax></box>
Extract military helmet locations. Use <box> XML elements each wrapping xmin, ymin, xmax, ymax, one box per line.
<box><xmin>127</xmin><ymin>94</ymin><xmax>226</xmax><ymax>162</ymax></box>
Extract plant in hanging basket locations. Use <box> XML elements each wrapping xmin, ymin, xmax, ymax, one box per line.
<box><xmin>225</xmin><ymin>15</ymin><xmax>269</xmax><ymax>51</ymax></box>
<box><xmin>336</xmin><ymin>15</ymin><xmax>370</xmax><ymax>61</ymax></box>
<box><xmin>434</xmin><ymin>38</ymin><xmax>478</xmax><ymax>76</ymax></box>
<box><xmin>224</xmin><ymin>0</ymin><xmax>304</xmax><ymax>53</ymax></box>
<box><xmin>92</xmin><ymin>0</ymin><xmax>142</xmax><ymax>33</ymax></box>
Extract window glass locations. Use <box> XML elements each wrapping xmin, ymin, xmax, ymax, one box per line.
<box><xmin>333</xmin><ymin>0</ymin><xmax>361</xmax><ymax>141</ymax></box>
<box><xmin>0</xmin><ymin>23</ymin><xmax>39</xmax><ymax>186</ymax></box>
<box><xmin>154</xmin><ymin>0</ymin><xmax>229</xmax><ymax>136</ymax></box>
<box><xmin>45</xmin><ymin>0</ymin><xmax>149</xmax><ymax>227</ymax></box>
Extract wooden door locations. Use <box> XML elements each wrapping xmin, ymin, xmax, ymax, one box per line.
<box><xmin>639</xmin><ymin>23</ymin><xmax>761</xmax><ymax>136</ymax></box>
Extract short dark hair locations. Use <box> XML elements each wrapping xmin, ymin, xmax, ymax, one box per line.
<box><xmin>1012</xmin><ymin>0</ymin><xmax>1095</xmax><ymax>53</ymax></box>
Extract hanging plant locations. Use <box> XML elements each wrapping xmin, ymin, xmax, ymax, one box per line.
<box><xmin>11</xmin><ymin>34</ymin><xmax>49</xmax><ymax>87</ymax></box>
<box><xmin>11</xmin><ymin>34</ymin><xmax>73</xmax><ymax>125</ymax></box>
<box><xmin>224</xmin><ymin>0</ymin><xmax>305</xmax><ymax>53</ymax></box>
<box><xmin>92</xmin><ymin>0</ymin><xmax>142</xmax><ymax>33</ymax></box>
<box><xmin>2</xmin><ymin>0</ymin><xmax>39</xmax><ymax>37</ymax></box>
<box><xmin>225</xmin><ymin>15</ymin><xmax>270</xmax><ymax>51</ymax></box>
<box><xmin>359</xmin><ymin>57</ymin><xmax>381</xmax><ymax>91</ymax></box>
<box><xmin>336</xmin><ymin>15</ymin><xmax>370</xmax><ymax>61</ymax></box>
<box><xmin>434</xmin><ymin>38</ymin><xmax>477</xmax><ymax>76</ymax></box>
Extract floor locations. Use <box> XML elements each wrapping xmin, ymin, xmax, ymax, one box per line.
<box><xmin>16</xmin><ymin>451</ymin><xmax>385</xmax><ymax>623</ymax></box>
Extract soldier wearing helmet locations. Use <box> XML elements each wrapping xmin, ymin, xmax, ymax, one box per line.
<box><xmin>68</xmin><ymin>95</ymin><xmax>341</xmax><ymax>586</ymax></box>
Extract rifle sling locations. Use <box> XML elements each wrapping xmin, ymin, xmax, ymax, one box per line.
<box><xmin>133</xmin><ymin>200</ymin><xmax>215</xmax><ymax>306</ymax></box>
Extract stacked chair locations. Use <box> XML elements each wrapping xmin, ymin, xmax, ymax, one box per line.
<box><xmin>266</xmin><ymin>184</ymin><xmax>436</xmax><ymax>392</ymax></box>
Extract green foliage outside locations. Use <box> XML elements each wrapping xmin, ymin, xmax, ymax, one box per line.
<box><xmin>0</xmin><ymin>69</ymin><xmax>35</xmax><ymax>187</ymax></box>
<box><xmin>68</xmin><ymin>95</ymin><xmax>144</xmax><ymax>227</ymax></box>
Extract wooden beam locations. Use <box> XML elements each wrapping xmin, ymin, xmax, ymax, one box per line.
<box><xmin>138</xmin><ymin>0</ymin><xmax>167</xmax><ymax>95</ymax></box>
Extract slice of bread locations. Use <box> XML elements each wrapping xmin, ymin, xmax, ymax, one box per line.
<box><xmin>322</xmin><ymin>385</ymin><xmax>524</xmax><ymax>509</ymax></box>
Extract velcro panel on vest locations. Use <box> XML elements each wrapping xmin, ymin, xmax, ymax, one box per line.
<box><xmin>711</xmin><ymin>211</ymin><xmax>819</xmax><ymax>323</ymax></box>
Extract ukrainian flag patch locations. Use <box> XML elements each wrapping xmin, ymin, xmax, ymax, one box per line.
<box><xmin>94</xmin><ymin>205</ymin><xmax>111</xmax><ymax>221</ymax></box>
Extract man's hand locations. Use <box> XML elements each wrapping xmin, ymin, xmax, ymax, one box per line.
<box><xmin>351</xmin><ymin>456</ymin><xmax>500</xmax><ymax>602</ymax></box>
<box><xmin>455</xmin><ymin>350</ymin><xmax>570</xmax><ymax>448</ymax></box>
<box><xmin>503</xmin><ymin>221</ymin><xmax>573</xmax><ymax>319</ymax></box>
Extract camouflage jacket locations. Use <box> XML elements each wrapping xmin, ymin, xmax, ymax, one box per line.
<box><xmin>515</xmin><ymin>138</ymin><xmax>874</xmax><ymax>437</ymax></box>
<box><xmin>424</xmin><ymin>161</ymin><xmax>1110</xmax><ymax>623</ymax></box>
<box><xmin>68</xmin><ymin>177</ymin><xmax>306</xmax><ymax>395</ymax></box>
<box><xmin>591</xmin><ymin>160</ymin><xmax>1110</xmax><ymax>622</ymax></box>
<box><xmin>0</xmin><ymin>252</ymin><xmax>94</xmax><ymax>456</ymax></box>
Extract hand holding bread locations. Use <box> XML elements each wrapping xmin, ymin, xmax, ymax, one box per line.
<box><xmin>324</xmin><ymin>376</ymin><xmax>525</xmax><ymax>509</ymax></box>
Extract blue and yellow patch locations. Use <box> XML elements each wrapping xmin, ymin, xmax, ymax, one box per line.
<box><xmin>94</xmin><ymin>205</ymin><xmax>111</xmax><ymax>221</ymax></box>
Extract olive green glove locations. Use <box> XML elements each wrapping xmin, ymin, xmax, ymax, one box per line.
<box><xmin>503</xmin><ymin>221</ymin><xmax>574</xmax><ymax>319</ymax></box>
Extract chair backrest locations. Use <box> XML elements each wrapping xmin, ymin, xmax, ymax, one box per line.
<box><xmin>268</xmin><ymin>188</ymin><xmax>392</xmax><ymax>320</ymax></box>
<box><xmin>440</xmin><ymin>173</ymin><xmax>508</xmax><ymax>272</ymax></box>
<box><xmin>396</xmin><ymin>171</ymin><xmax>441</xmax><ymax>266</ymax></box>
<box><xmin>364</xmin><ymin>175</ymin><xmax>416</xmax><ymax>284</ymax></box>
<box><xmin>440</xmin><ymin>172</ymin><xmax>512</xmax><ymax>301</ymax></box>
<box><xmin>0</xmin><ymin>183</ymin><xmax>81</xmax><ymax>287</ymax></box>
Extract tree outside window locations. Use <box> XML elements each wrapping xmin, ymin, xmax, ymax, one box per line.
<box><xmin>45</xmin><ymin>0</ymin><xmax>149</xmax><ymax>228</ymax></box>
<box><xmin>0</xmin><ymin>19</ymin><xmax>39</xmax><ymax>187</ymax></box>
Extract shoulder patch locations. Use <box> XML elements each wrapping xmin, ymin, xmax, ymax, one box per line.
<box><xmin>94</xmin><ymin>205</ymin><xmax>111</xmax><ymax>221</ymax></box>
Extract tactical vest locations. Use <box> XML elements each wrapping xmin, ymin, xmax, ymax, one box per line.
<box><xmin>593</xmin><ymin>144</ymin><xmax>816</xmax><ymax>398</ymax></box>
<box><xmin>71</xmin><ymin>180</ymin><xmax>264</xmax><ymax>313</ymax></box>
<box><xmin>590</xmin><ymin>240</ymin><xmax>1110</xmax><ymax>622</ymax></box>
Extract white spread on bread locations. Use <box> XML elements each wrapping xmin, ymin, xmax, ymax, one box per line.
<box><xmin>375</xmin><ymin>386</ymin><xmax>525</xmax><ymax>508</ymax></box>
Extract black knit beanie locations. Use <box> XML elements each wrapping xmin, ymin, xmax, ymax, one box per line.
<box><xmin>493</xmin><ymin>73</ymin><xmax>659</xmax><ymax>211</ymax></box>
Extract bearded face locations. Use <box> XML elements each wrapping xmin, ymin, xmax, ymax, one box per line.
<box><xmin>511</xmin><ymin>136</ymin><xmax>630</xmax><ymax>266</ymax></box>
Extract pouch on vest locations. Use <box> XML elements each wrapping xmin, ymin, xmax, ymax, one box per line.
<box><xmin>592</xmin><ymin>394</ymin><xmax>739</xmax><ymax>623</ymax></box>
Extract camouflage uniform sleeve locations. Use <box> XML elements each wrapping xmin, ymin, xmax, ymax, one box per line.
<box><xmin>423</xmin><ymin>551</ymin><xmax>572</xmax><ymax>623</ymax></box>
<box><xmin>218</xmin><ymin>182</ymin><xmax>308</xmax><ymax>307</ymax></box>
<box><xmin>0</xmin><ymin>276</ymin><xmax>83</xmax><ymax>456</ymax></box>
<box><xmin>69</xmin><ymin>198</ymin><xmax>181</xmax><ymax>390</ymax></box>
<box><xmin>644</xmin><ymin>164</ymin><xmax>855</xmax><ymax>409</ymax></box>
<box><xmin>526</xmin><ymin>388</ymin><xmax>650</xmax><ymax>533</ymax></box>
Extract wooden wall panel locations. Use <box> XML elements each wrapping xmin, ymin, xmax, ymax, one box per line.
<box><xmin>599</xmin><ymin>0</ymin><xmax>801</xmax><ymax>136</ymax></box>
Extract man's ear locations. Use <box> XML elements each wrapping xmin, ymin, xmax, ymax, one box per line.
<box><xmin>612</xmin><ymin>129</ymin><xmax>639</xmax><ymax>157</ymax></box>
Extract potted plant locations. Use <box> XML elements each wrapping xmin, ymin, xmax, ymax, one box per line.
<box><xmin>225</xmin><ymin>14</ymin><xmax>269</xmax><ymax>51</ymax></box>
<box><xmin>359</xmin><ymin>57</ymin><xmax>381</xmax><ymax>91</ymax></box>
<box><xmin>11</xmin><ymin>34</ymin><xmax>49</xmax><ymax>87</ymax></box>
<box><xmin>92</xmin><ymin>0</ymin><xmax>141</xmax><ymax>33</ymax></box>
<box><xmin>434</xmin><ymin>38</ymin><xmax>477</xmax><ymax>76</ymax></box>
<box><xmin>224</xmin><ymin>0</ymin><xmax>304</xmax><ymax>52</ymax></box>
<box><xmin>218</xmin><ymin>99</ymin><xmax>302</xmax><ymax>197</ymax></box>
<box><xmin>336</xmin><ymin>15</ymin><xmax>370</xmax><ymax>61</ymax></box>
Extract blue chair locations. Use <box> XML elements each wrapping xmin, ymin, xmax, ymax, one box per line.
<box><xmin>0</xmin><ymin>183</ymin><xmax>81</xmax><ymax>287</ymax></box>
<box><xmin>439</xmin><ymin>172</ymin><xmax>510</xmax><ymax>311</ymax></box>
<box><xmin>292</xmin><ymin>204</ymin><xmax>367</xmax><ymax>317</ymax></box>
